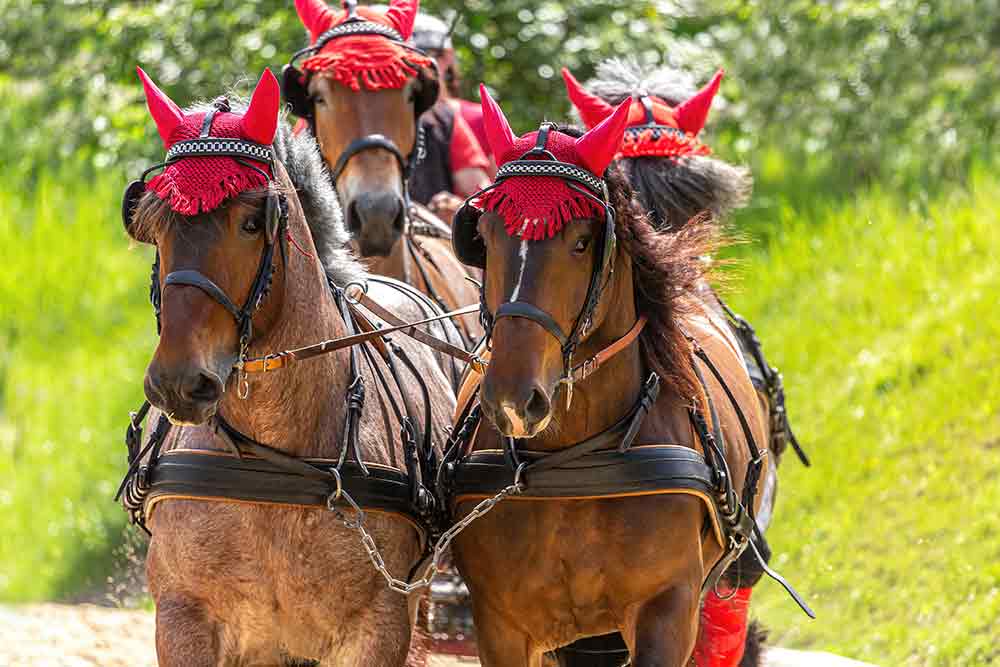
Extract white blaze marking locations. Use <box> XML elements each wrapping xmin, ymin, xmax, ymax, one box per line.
<box><xmin>509</xmin><ymin>238</ymin><xmax>530</xmax><ymax>302</ymax></box>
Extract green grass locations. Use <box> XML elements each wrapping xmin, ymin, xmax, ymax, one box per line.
<box><xmin>0</xmin><ymin>149</ymin><xmax>998</xmax><ymax>665</ymax></box>
<box><xmin>728</xmin><ymin>164</ymin><xmax>1000</xmax><ymax>666</ymax></box>
<box><xmin>0</xmin><ymin>162</ymin><xmax>155</xmax><ymax>600</ymax></box>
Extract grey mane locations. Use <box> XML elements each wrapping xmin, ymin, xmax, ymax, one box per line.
<box><xmin>578</xmin><ymin>58</ymin><xmax>753</xmax><ymax>230</ymax></box>
<box><xmin>587</xmin><ymin>57</ymin><xmax>697</xmax><ymax>106</ymax></box>
<box><xmin>185</xmin><ymin>96</ymin><xmax>364</xmax><ymax>286</ymax></box>
<box><xmin>272</xmin><ymin>114</ymin><xmax>365</xmax><ymax>286</ymax></box>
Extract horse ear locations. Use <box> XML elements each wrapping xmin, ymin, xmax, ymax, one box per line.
<box><xmin>295</xmin><ymin>0</ymin><xmax>335</xmax><ymax>41</ymax></box>
<box><xmin>675</xmin><ymin>69</ymin><xmax>723</xmax><ymax>136</ymax></box>
<box><xmin>136</xmin><ymin>66</ymin><xmax>184</xmax><ymax>148</ymax></box>
<box><xmin>575</xmin><ymin>98</ymin><xmax>631</xmax><ymax>175</ymax></box>
<box><xmin>479</xmin><ymin>84</ymin><xmax>516</xmax><ymax>162</ymax></box>
<box><xmin>242</xmin><ymin>69</ymin><xmax>281</xmax><ymax>146</ymax></box>
<box><xmin>385</xmin><ymin>0</ymin><xmax>419</xmax><ymax>40</ymax></box>
<box><xmin>561</xmin><ymin>68</ymin><xmax>615</xmax><ymax>130</ymax></box>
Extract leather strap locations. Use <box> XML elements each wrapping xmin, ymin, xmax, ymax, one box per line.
<box><xmin>164</xmin><ymin>270</ymin><xmax>243</xmax><ymax>321</ymax></box>
<box><xmin>518</xmin><ymin>373</ymin><xmax>660</xmax><ymax>478</ymax></box>
<box><xmin>350</xmin><ymin>289</ymin><xmax>482</xmax><ymax>370</ymax></box>
<box><xmin>240</xmin><ymin>300</ymin><xmax>482</xmax><ymax>373</ymax></box>
<box><xmin>145</xmin><ymin>449</ymin><xmax>423</xmax><ymax>531</ymax></box>
<box><xmin>495</xmin><ymin>301</ymin><xmax>569</xmax><ymax>348</ymax></box>
<box><xmin>451</xmin><ymin>444</ymin><xmax>718</xmax><ymax>510</ymax></box>
<box><xmin>570</xmin><ymin>316</ymin><xmax>646</xmax><ymax>382</ymax></box>
<box><xmin>330</xmin><ymin>134</ymin><xmax>408</xmax><ymax>185</ymax></box>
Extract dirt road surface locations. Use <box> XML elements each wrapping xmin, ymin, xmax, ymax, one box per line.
<box><xmin>0</xmin><ymin>604</ymin><xmax>876</xmax><ymax>667</ymax></box>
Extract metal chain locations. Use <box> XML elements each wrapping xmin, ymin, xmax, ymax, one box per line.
<box><xmin>329</xmin><ymin>466</ymin><xmax>525</xmax><ymax>595</ymax></box>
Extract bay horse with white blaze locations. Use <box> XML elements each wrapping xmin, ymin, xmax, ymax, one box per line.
<box><xmin>118</xmin><ymin>67</ymin><xmax>458</xmax><ymax>666</ymax></box>
<box><xmin>443</xmin><ymin>87</ymin><xmax>810</xmax><ymax>666</ymax></box>
<box><xmin>282</xmin><ymin>0</ymin><xmax>482</xmax><ymax>349</ymax></box>
<box><xmin>560</xmin><ymin>60</ymin><xmax>813</xmax><ymax>667</ymax></box>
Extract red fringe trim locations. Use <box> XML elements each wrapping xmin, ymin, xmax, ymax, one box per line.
<box><xmin>475</xmin><ymin>184</ymin><xmax>604</xmax><ymax>240</ymax></box>
<box><xmin>147</xmin><ymin>169</ymin><xmax>268</xmax><ymax>216</ymax></box>
<box><xmin>302</xmin><ymin>39</ymin><xmax>433</xmax><ymax>92</ymax></box>
<box><xmin>618</xmin><ymin>128</ymin><xmax>712</xmax><ymax>160</ymax></box>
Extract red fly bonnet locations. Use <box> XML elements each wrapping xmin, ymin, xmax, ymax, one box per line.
<box><xmin>562</xmin><ymin>67</ymin><xmax>723</xmax><ymax>161</ymax></box>
<box><xmin>453</xmin><ymin>84</ymin><xmax>632</xmax><ymax>266</ymax></box>
<box><xmin>282</xmin><ymin>0</ymin><xmax>439</xmax><ymax>120</ymax></box>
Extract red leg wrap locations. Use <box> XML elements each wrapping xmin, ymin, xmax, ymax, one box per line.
<box><xmin>693</xmin><ymin>587</ymin><xmax>753</xmax><ymax>667</ymax></box>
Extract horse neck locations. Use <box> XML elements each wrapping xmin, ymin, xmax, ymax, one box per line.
<box><xmin>218</xmin><ymin>220</ymin><xmax>351</xmax><ymax>459</ymax></box>
<box><xmin>532</xmin><ymin>255</ymin><xmax>645</xmax><ymax>449</ymax></box>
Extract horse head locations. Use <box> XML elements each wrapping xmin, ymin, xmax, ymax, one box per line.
<box><xmin>125</xmin><ymin>68</ymin><xmax>296</xmax><ymax>425</ymax></box>
<box><xmin>284</xmin><ymin>0</ymin><xmax>439</xmax><ymax>257</ymax></box>
<box><xmin>454</xmin><ymin>86</ymin><xmax>632</xmax><ymax>437</ymax></box>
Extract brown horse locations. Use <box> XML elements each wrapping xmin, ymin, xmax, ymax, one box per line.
<box><xmin>282</xmin><ymin>0</ymin><xmax>482</xmax><ymax>346</ymax></box>
<box><xmin>124</xmin><ymin>70</ymin><xmax>456</xmax><ymax>666</ymax></box>
<box><xmin>446</xmin><ymin>93</ymin><xmax>776</xmax><ymax>666</ymax></box>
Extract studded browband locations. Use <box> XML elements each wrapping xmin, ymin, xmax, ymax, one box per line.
<box><xmin>166</xmin><ymin>138</ymin><xmax>275</xmax><ymax>164</ymax></box>
<box><xmin>494</xmin><ymin>160</ymin><xmax>606</xmax><ymax>198</ymax></box>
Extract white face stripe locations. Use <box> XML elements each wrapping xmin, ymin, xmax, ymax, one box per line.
<box><xmin>509</xmin><ymin>237</ymin><xmax>530</xmax><ymax>302</ymax></box>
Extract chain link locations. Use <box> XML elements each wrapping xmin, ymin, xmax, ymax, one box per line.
<box><xmin>330</xmin><ymin>470</ymin><xmax>525</xmax><ymax>595</ymax></box>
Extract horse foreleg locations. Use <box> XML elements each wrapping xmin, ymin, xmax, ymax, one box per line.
<box><xmin>154</xmin><ymin>594</ymin><xmax>222</xmax><ymax>667</ymax></box>
<box><xmin>474</xmin><ymin>607</ymin><xmax>541</xmax><ymax>667</ymax></box>
<box><xmin>626</xmin><ymin>583</ymin><xmax>701</xmax><ymax>667</ymax></box>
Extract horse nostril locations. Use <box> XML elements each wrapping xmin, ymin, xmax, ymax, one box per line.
<box><xmin>182</xmin><ymin>371</ymin><xmax>223</xmax><ymax>404</ymax></box>
<box><xmin>346</xmin><ymin>200</ymin><xmax>363</xmax><ymax>235</ymax></box>
<box><xmin>392</xmin><ymin>204</ymin><xmax>406</xmax><ymax>232</ymax></box>
<box><xmin>523</xmin><ymin>387</ymin><xmax>551</xmax><ymax>426</ymax></box>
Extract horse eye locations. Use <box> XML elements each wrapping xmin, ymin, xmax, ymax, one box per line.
<box><xmin>572</xmin><ymin>236</ymin><xmax>592</xmax><ymax>255</ymax></box>
<box><xmin>242</xmin><ymin>213</ymin><xmax>264</xmax><ymax>235</ymax></box>
<box><xmin>310</xmin><ymin>94</ymin><xmax>325</xmax><ymax>106</ymax></box>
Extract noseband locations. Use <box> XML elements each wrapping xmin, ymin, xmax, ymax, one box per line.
<box><xmin>461</xmin><ymin>124</ymin><xmax>618</xmax><ymax>405</ymax></box>
<box><xmin>121</xmin><ymin>98</ymin><xmax>289</xmax><ymax>398</ymax></box>
<box><xmin>326</xmin><ymin>128</ymin><xmax>426</xmax><ymax>208</ymax></box>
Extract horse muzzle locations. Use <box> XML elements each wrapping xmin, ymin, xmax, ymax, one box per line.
<box><xmin>144</xmin><ymin>361</ymin><xmax>226</xmax><ymax>425</ymax></box>
<box><xmin>346</xmin><ymin>190</ymin><xmax>405</xmax><ymax>257</ymax></box>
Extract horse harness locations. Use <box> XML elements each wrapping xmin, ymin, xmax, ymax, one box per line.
<box><xmin>447</xmin><ymin>126</ymin><xmax>813</xmax><ymax>613</ymax></box>
<box><xmin>115</xmin><ymin>113</ymin><xmax>809</xmax><ymax>609</ymax></box>
<box><xmin>116</xmin><ymin>115</ymin><xmax>476</xmax><ymax>590</ymax></box>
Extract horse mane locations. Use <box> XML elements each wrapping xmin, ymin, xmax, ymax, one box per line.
<box><xmin>271</xmin><ymin>110</ymin><xmax>365</xmax><ymax>286</ymax></box>
<box><xmin>607</xmin><ymin>165</ymin><xmax>720</xmax><ymax>399</ymax></box>
<box><xmin>133</xmin><ymin>96</ymin><xmax>364</xmax><ymax>287</ymax></box>
<box><xmin>551</xmin><ymin>124</ymin><xmax>723</xmax><ymax>399</ymax></box>
<box><xmin>578</xmin><ymin>58</ymin><xmax>753</xmax><ymax>231</ymax></box>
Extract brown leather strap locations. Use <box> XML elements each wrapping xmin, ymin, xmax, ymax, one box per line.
<box><xmin>350</xmin><ymin>290</ymin><xmax>485</xmax><ymax>372</ymax></box>
<box><xmin>241</xmin><ymin>299</ymin><xmax>482</xmax><ymax>374</ymax></box>
<box><xmin>570</xmin><ymin>316</ymin><xmax>647</xmax><ymax>382</ymax></box>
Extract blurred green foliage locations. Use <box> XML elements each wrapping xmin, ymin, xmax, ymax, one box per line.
<box><xmin>1</xmin><ymin>1</ymin><xmax>997</xmax><ymax>186</ymax></box>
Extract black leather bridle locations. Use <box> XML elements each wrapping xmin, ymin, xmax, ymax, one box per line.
<box><xmin>121</xmin><ymin>97</ymin><xmax>288</xmax><ymax>397</ymax></box>
<box><xmin>453</xmin><ymin>123</ymin><xmax>618</xmax><ymax>406</ymax></box>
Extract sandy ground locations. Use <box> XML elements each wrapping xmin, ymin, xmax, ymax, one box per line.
<box><xmin>0</xmin><ymin>604</ymin><xmax>877</xmax><ymax>667</ymax></box>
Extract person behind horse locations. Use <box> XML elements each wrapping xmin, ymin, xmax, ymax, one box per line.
<box><xmin>407</xmin><ymin>11</ymin><xmax>493</xmax><ymax>216</ymax></box>
<box><xmin>560</xmin><ymin>58</ymin><xmax>811</xmax><ymax>667</ymax></box>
